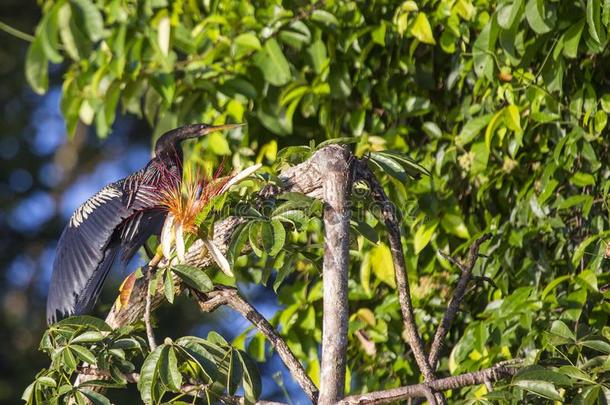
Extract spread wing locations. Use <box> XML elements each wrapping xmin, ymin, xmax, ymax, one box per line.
<box><xmin>47</xmin><ymin>181</ymin><xmax>166</xmax><ymax>324</ymax></box>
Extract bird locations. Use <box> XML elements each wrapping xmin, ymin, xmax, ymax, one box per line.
<box><xmin>46</xmin><ymin>123</ymin><xmax>241</xmax><ymax>324</ymax></box>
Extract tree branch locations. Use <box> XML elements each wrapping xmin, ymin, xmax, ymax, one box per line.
<box><xmin>318</xmin><ymin>146</ymin><xmax>354</xmax><ymax>405</ymax></box>
<box><xmin>193</xmin><ymin>286</ymin><xmax>318</xmax><ymax>402</ymax></box>
<box><xmin>337</xmin><ymin>361</ymin><xmax>519</xmax><ymax>405</ymax></box>
<box><xmin>355</xmin><ymin>161</ymin><xmax>444</xmax><ymax>403</ymax></box>
<box><xmin>74</xmin><ymin>146</ymin><xmax>340</xmax><ymax>399</ymax></box>
<box><xmin>428</xmin><ymin>233</ymin><xmax>492</xmax><ymax>370</ymax></box>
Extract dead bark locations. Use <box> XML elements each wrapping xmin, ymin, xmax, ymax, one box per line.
<box><xmin>317</xmin><ymin>146</ymin><xmax>354</xmax><ymax>404</ymax></box>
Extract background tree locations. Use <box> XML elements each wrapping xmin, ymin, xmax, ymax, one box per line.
<box><xmin>4</xmin><ymin>0</ymin><xmax>610</xmax><ymax>403</ymax></box>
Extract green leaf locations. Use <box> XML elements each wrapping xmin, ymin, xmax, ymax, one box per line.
<box><xmin>311</xmin><ymin>10</ymin><xmax>339</xmax><ymax>26</ymax></box>
<box><xmin>71</xmin><ymin>331</ymin><xmax>105</xmax><ymax>344</ymax></box>
<box><xmin>265</xmin><ymin>220</ymin><xmax>286</xmax><ymax>257</ymax></box>
<box><xmin>594</xmin><ymin>110</ymin><xmax>607</xmax><ymax>132</ymax></box>
<box><xmin>550</xmin><ymin>320</ymin><xmax>575</xmax><ymax>341</ymax></box>
<box><xmin>563</xmin><ymin>19</ymin><xmax>586</xmax><ymax>58</ymax></box>
<box><xmin>505</xmin><ymin>105</ymin><xmax>522</xmax><ymax>132</ymax></box>
<box><xmin>497</xmin><ymin>0</ymin><xmax>524</xmax><ymax>29</ymax></box>
<box><xmin>207</xmin><ymin>132</ymin><xmax>231</xmax><ymax>155</ymax></box>
<box><xmin>138</xmin><ymin>345</ymin><xmax>164</xmax><ymax>404</ymax></box>
<box><xmin>441</xmin><ymin>213</ymin><xmax>470</xmax><ymax>239</ymax></box>
<box><xmin>484</xmin><ymin>109</ymin><xmax>505</xmax><ymax>150</ymax></box>
<box><xmin>25</xmin><ymin>36</ymin><xmax>49</xmax><ymax>95</ymax></box>
<box><xmin>21</xmin><ymin>382</ymin><xmax>35</xmax><ymax>403</ymax></box>
<box><xmin>72</xmin><ymin>0</ymin><xmax>104</xmax><ymax>42</ymax></box>
<box><xmin>248</xmin><ymin>222</ymin><xmax>265</xmax><ymax>257</ymax></box>
<box><xmin>159</xmin><ymin>345</ymin><xmax>182</xmax><ymax>392</ymax></box>
<box><xmin>414</xmin><ymin>219</ymin><xmax>439</xmax><ymax>254</ymax></box>
<box><xmin>236</xmin><ymin>350</ymin><xmax>261</xmax><ymax>403</ymax></box>
<box><xmin>228</xmin><ymin>222</ymin><xmax>250</xmax><ymax>263</ymax></box>
<box><xmin>351</xmin><ymin>220</ymin><xmax>379</xmax><ymax>244</ymax></box>
<box><xmin>59</xmin><ymin>3</ymin><xmax>90</xmax><ymax>60</ymax></box>
<box><xmin>79</xmin><ymin>390</ymin><xmax>111</xmax><ymax>405</ymax></box>
<box><xmin>411</xmin><ymin>13</ymin><xmax>436</xmax><ymax>44</ymax></box>
<box><xmin>581</xmin><ymin>340</ymin><xmax>610</xmax><ymax>354</ymax></box>
<box><xmin>226</xmin><ymin>349</ymin><xmax>243</xmax><ymax>395</ymax></box>
<box><xmin>150</xmin><ymin>73</ymin><xmax>175</xmax><ymax>106</ymax></box>
<box><xmin>541</xmin><ymin>275</ymin><xmax>571</xmax><ymax>299</ymax></box>
<box><xmin>514</xmin><ymin>380</ymin><xmax>562</xmax><ymax>401</ymax></box>
<box><xmin>558</xmin><ymin>365</ymin><xmax>592</xmax><ymax>382</ymax></box>
<box><xmin>254</xmin><ymin>38</ymin><xmax>291</xmax><ymax>86</ymax></box>
<box><xmin>39</xmin><ymin>2</ymin><xmax>63</xmax><ymax>63</ymax></box>
<box><xmin>164</xmin><ymin>268</ymin><xmax>175</xmax><ymax>304</ymax></box>
<box><xmin>369</xmin><ymin>152</ymin><xmax>408</xmax><ymax>182</ymax></box>
<box><xmin>234</xmin><ymin>32</ymin><xmax>261</xmax><ymax>51</ymax></box>
<box><xmin>525</xmin><ymin>0</ymin><xmax>556</xmax><ymax>34</ymax></box>
<box><xmin>376</xmin><ymin>150</ymin><xmax>430</xmax><ymax>178</ymax></box>
<box><xmin>71</xmin><ymin>345</ymin><xmax>97</xmax><ymax>364</ymax></box>
<box><xmin>62</xmin><ymin>347</ymin><xmax>78</xmax><ymax>371</ymax></box>
<box><xmin>307</xmin><ymin>40</ymin><xmax>328</xmax><ymax>74</ymax></box>
<box><xmin>570</xmin><ymin>172</ymin><xmax>595</xmax><ymax>187</ymax></box>
<box><xmin>372</xmin><ymin>22</ymin><xmax>386</xmax><ymax>46</ymax></box>
<box><xmin>36</xmin><ymin>376</ymin><xmax>57</xmax><ymax>388</ymax></box>
<box><xmin>473</xmin><ymin>20</ymin><xmax>499</xmax><ymax>80</ymax></box>
<box><xmin>587</xmin><ymin>0</ymin><xmax>604</xmax><ymax>44</ymax></box>
<box><xmin>456</xmin><ymin>114</ymin><xmax>493</xmax><ymax>146</ymax></box>
<box><xmin>576</xmin><ymin>269</ymin><xmax>598</xmax><ymax>292</ymax></box>
<box><xmin>370</xmin><ymin>243</ymin><xmax>396</xmax><ymax>288</ymax></box>
<box><xmin>171</xmin><ymin>265</ymin><xmax>213</xmax><ymax>292</ymax></box>
<box><xmin>514</xmin><ymin>366</ymin><xmax>573</xmax><ymax>386</ymax></box>
<box><xmin>470</xmin><ymin>141</ymin><xmax>490</xmax><ymax>174</ymax></box>
<box><xmin>56</xmin><ymin>316</ymin><xmax>112</xmax><ymax>331</ymax></box>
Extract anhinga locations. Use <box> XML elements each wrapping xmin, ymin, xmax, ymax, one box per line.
<box><xmin>47</xmin><ymin>123</ymin><xmax>241</xmax><ymax>324</ymax></box>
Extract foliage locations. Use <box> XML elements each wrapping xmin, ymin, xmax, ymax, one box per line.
<box><xmin>23</xmin><ymin>314</ymin><xmax>261</xmax><ymax>404</ymax></box>
<box><xmin>22</xmin><ymin>0</ymin><xmax>610</xmax><ymax>403</ymax></box>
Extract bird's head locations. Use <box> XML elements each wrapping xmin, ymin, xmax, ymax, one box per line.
<box><xmin>154</xmin><ymin>123</ymin><xmax>244</xmax><ymax>158</ymax></box>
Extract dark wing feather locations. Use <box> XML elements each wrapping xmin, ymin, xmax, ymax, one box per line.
<box><xmin>47</xmin><ymin>166</ymin><xmax>170</xmax><ymax>324</ymax></box>
<box><xmin>119</xmin><ymin>209</ymin><xmax>166</xmax><ymax>263</ymax></box>
<box><xmin>47</xmin><ymin>184</ymin><xmax>131</xmax><ymax>324</ymax></box>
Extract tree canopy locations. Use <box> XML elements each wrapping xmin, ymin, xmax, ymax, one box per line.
<box><xmin>21</xmin><ymin>0</ymin><xmax>610</xmax><ymax>404</ymax></box>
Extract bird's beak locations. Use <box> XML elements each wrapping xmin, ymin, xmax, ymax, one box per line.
<box><xmin>198</xmin><ymin>123</ymin><xmax>245</xmax><ymax>135</ymax></box>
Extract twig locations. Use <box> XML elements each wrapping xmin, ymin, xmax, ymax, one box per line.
<box><xmin>337</xmin><ymin>361</ymin><xmax>520</xmax><ymax>405</ymax></box>
<box><xmin>0</xmin><ymin>20</ymin><xmax>35</xmax><ymax>42</ymax></box>
<box><xmin>144</xmin><ymin>253</ymin><xmax>163</xmax><ymax>351</ymax></box>
<box><xmin>428</xmin><ymin>233</ymin><xmax>492</xmax><ymax>370</ymax></box>
<box><xmin>194</xmin><ymin>286</ymin><xmax>319</xmax><ymax>402</ymax></box>
<box><xmin>317</xmin><ymin>146</ymin><xmax>354</xmax><ymax>405</ymax></box>
<box><xmin>355</xmin><ymin>161</ymin><xmax>444</xmax><ymax>403</ymax></box>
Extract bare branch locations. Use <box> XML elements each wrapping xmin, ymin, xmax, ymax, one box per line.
<box><xmin>317</xmin><ymin>145</ymin><xmax>354</xmax><ymax>405</ymax></box>
<box><xmin>194</xmin><ymin>286</ymin><xmax>319</xmax><ymax>402</ymax></box>
<box><xmin>428</xmin><ymin>233</ymin><xmax>492</xmax><ymax>370</ymax></box>
<box><xmin>338</xmin><ymin>361</ymin><xmax>519</xmax><ymax>405</ymax></box>
<box><xmin>354</xmin><ymin>161</ymin><xmax>443</xmax><ymax>402</ymax></box>
<box><xmin>144</xmin><ymin>253</ymin><xmax>163</xmax><ymax>351</ymax></box>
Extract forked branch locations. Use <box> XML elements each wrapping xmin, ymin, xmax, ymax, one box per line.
<box><xmin>354</xmin><ymin>161</ymin><xmax>445</xmax><ymax>403</ymax></box>
<box><xmin>194</xmin><ymin>286</ymin><xmax>318</xmax><ymax>402</ymax></box>
<box><xmin>428</xmin><ymin>233</ymin><xmax>492</xmax><ymax>370</ymax></box>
